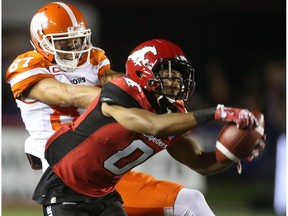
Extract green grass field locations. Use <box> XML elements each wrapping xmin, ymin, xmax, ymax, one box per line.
<box><xmin>2</xmin><ymin>203</ymin><xmax>276</xmax><ymax>216</ymax></box>
<box><xmin>2</xmin><ymin>205</ymin><xmax>42</xmax><ymax>216</ymax></box>
<box><xmin>206</xmin><ymin>175</ymin><xmax>277</xmax><ymax>216</ymax></box>
<box><xmin>2</xmin><ymin>201</ymin><xmax>277</xmax><ymax>215</ymax></box>
<box><xmin>2</xmin><ymin>176</ymin><xmax>277</xmax><ymax>216</ymax></box>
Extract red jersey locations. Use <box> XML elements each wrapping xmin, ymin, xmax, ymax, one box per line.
<box><xmin>45</xmin><ymin>77</ymin><xmax>185</xmax><ymax>197</ymax></box>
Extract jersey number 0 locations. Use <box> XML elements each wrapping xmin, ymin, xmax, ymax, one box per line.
<box><xmin>104</xmin><ymin>140</ymin><xmax>154</xmax><ymax>175</ymax></box>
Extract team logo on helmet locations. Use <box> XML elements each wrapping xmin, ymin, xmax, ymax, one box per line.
<box><xmin>31</xmin><ymin>11</ymin><xmax>48</xmax><ymax>33</ymax></box>
<box><xmin>124</xmin><ymin>77</ymin><xmax>142</xmax><ymax>92</ymax></box>
<box><xmin>128</xmin><ymin>46</ymin><xmax>157</xmax><ymax>69</ymax></box>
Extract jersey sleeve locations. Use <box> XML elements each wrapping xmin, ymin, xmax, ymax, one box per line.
<box><xmin>90</xmin><ymin>48</ymin><xmax>111</xmax><ymax>78</ymax></box>
<box><xmin>100</xmin><ymin>78</ymin><xmax>142</xmax><ymax>109</ymax></box>
<box><xmin>6</xmin><ymin>51</ymin><xmax>54</xmax><ymax>99</ymax></box>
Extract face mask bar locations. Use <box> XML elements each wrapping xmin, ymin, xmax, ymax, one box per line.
<box><xmin>39</xmin><ymin>28</ymin><xmax>92</xmax><ymax>71</ymax></box>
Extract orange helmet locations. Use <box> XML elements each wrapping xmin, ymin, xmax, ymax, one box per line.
<box><xmin>30</xmin><ymin>2</ymin><xmax>92</xmax><ymax>71</ymax></box>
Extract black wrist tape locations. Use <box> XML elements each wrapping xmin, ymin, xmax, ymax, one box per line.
<box><xmin>193</xmin><ymin>107</ymin><xmax>217</xmax><ymax>125</ymax></box>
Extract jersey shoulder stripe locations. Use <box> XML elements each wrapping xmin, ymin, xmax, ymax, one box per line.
<box><xmin>6</xmin><ymin>51</ymin><xmax>53</xmax><ymax>78</ymax></box>
<box><xmin>6</xmin><ymin>51</ymin><xmax>54</xmax><ymax>98</ymax></box>
<box><xmin>90</xmin><ymin>47</ymin><xmax>110</xmax><ymax>77</ymax></box>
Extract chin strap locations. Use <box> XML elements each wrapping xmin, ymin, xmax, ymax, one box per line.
<box><xmin>157</xmin><ymin>95</ymin><xmax>176</xmax><ymax>113</ymax></box>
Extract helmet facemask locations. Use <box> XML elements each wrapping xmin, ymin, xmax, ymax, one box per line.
<box><xmin>40</xmin><ymin>26</ymin><xmax>92</xmax><ymax>72</ymax></box>
<box><xmin>148</xmin><ymin>57</ymin><xmax>196</xmax><ymax>101</ymax></box>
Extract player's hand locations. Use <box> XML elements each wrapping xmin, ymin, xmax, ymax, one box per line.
<box><xmin>246</xmin><ymin>134</ymin><xmax>266</xmax><ymax>161</ymax></box>
<box><xmin>236</xmin><ymin>134</ymin><xmax>265</xmax><ymax>174</ymax></box>
<box><xmin>214</xmin><ymin>104</ymin><xmax>258</xmax><ymax>129</ymax></box>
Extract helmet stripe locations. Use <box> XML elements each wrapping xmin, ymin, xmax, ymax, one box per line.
<box><xmin>55</xmin><ymin>2</ymin><xmax>78</xmax><ymax>26</ymax></box>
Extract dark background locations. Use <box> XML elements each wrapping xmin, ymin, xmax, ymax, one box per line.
<box><xmin>3</xmin><ymin>0</ymin><xmax>286</xmax><ymax>114</ymax></box>
<box><xmin>2</xmin><ymin>0</ymin><xmax>286</xmax><ymax>214</ymax></box>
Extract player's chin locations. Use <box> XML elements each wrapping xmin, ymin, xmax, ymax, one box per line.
<box><xmin>166</xmin><ymin>89</ymin><xmax>180</xmax><ymax>98</ymax></box>
<box><xmin>64</xmin><ymin>56</ymin><xmax>74</xmax><ymax>60</ymax></box>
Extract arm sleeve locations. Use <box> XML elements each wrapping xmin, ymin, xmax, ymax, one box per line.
<box><xmin>100</xmin><ymin>81</ymin><xmax>142</xmax><ymax>109</ymax></box>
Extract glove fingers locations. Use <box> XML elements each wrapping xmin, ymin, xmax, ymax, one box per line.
<box><xmin>238</xmin><ymin>111</ymin><xmax>258</xmax><ymax>129</ymax></box>
<box><xmin>247</xmin><ymin>137</ymin><xmax>266</xmax><ymax>162</ymax></box>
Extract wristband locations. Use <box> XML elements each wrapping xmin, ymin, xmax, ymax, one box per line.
<box><xmin>193</xmin><ymin>107</ymin><xmax>216</xmax><ymax>125</ymax></box>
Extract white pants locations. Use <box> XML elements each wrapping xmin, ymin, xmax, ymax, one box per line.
<box><xmin>165</xmin><ymin>188</ymin><xmax>215</xmax><ymax>216</ymax></box>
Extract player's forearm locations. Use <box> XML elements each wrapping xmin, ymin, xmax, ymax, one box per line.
<box><xmin>149</xmin><ymin>112</ymin><xmax>199</xmax><ymax>137</ymax></box>
<box><xmin>143</xmin><ymin>108</ymin><xmax>220</xmax><ymax>137</ymax></box>
<box><xmin>67</xmin><ymin>85</ymin><xmax>101</xmax><ymax>108</ymax></box>
<box><xmin>168</xmin><ymin>137</ymin><xmax>232</xmax><ymax>175</ymax></box>
<box><xmin>28</xmin><ymin>78</ymin><xmax>101</xmax><ymax>108</ymax></box>
<box><xmin>117</xmin><ymin>110</ymin><xmax>199</xmax><ymax>137</ymax></box>
<box><xmin>142</xmin><ymin>107</ymin><xmax>220</xmax><ymax>137</ymax></box>
<box><xmin>185</xmin><ymin>152</ymin><xmax>233</xmax><ymax>176</ymax></box>
<box><xmin>104</xmin><ymin>105</ymin><xmax>215</xmax><ymax>137</ymax></box>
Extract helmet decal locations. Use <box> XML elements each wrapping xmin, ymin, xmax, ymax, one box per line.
<box><xmin>128</xmin><ymin>46</ymin><xmax>157</xmax><ymax>69</ymax></box>
<box><xmin>31</xmin><ymin>11</ymin><xmax>48</xmax><ymax>35</ymax></box>
<box><xmin>124</xmin><ymin>77</ymin><xmax>142</xmax><ymax>93</ymax></box>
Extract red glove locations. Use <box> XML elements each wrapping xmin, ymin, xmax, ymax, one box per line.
<box><xmin>246</xmin><ymin>134</ymin><xmax>266</xmax><ymax>161</ymax></box>
<box><xmin>236</xmin><ymin>135</ymin><xmax>266</xmax><ymax>174</ymax></box>
<box><xmin>215</xmin><ymin>104</ymin><xmax>258</xmax><ymax>129</ymax></box>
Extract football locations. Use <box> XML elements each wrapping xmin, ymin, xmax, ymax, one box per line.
<box><xmin>215</xmin><ymin>111</ymin><xmax>265</xmax><ymax>163</ymax></box>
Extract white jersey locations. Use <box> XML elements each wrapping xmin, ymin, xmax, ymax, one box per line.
<box><xmin>6</xmin><ymin>48</ymin><xmax>110</xmax><ymax>159</ymax></box>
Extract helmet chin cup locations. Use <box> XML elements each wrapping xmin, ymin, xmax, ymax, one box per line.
<box><xmin>53</xmin><ymin>43</ymin><xmax>91</xmax><ymax>72</ymax></box>
<box><xmin>55</xmin><ymin>58</ymin><xmax>79</xmax><ymax>72</ymax></box>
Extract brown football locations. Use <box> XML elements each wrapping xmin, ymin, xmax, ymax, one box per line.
<box><xmin>215</xmin><ymin>111</ymin><xmax>265</xmax><ymax>163</ymax></box>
